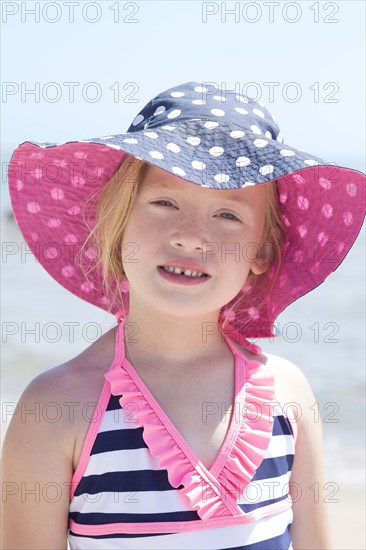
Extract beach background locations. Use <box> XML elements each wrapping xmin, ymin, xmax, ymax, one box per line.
<box><xmin>1</xmin><ymin>1</ymin><xmax>365</xmax><ymax>548</ymax></box>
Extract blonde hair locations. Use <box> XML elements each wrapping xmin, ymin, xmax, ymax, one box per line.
<box><xmin>78</xmin><ymin>155</ymin><xmax>285</xmax><ymax>321</ymax></box>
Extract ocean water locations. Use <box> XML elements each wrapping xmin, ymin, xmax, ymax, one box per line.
<box><xmin>1</xmin><ymin>161</ymin><xmax>365</xmax><ymax>486</ymax></box>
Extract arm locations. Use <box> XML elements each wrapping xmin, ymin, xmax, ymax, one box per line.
<box><xmin>286</xmin><ymin>363</ymin><xmax>334</xmax><ymax>549</ymax></box>
<box><xmin>1</xmin><ymin>369</ymin><xmax>75</xmax><ymax>549</ymax></box>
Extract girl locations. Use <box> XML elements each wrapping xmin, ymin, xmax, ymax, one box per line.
<box><xmin>2</xmin><ymin>81</ymin><xmax>365</xmax><ymax>550</ymax></box>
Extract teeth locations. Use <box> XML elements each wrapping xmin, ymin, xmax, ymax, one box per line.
<box><xmin>162</xmin><ymin>266</ymin><xmax>206</xmax><ymax>277</ymax></box>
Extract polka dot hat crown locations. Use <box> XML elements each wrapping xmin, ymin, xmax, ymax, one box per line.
<box><xmin>8</xmin><ymin>81</ymin><xmax>366</xmax><ymax>340</ymax></box>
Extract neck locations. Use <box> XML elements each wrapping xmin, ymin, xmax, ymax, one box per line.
<box><xmin>122</xmin><ymin>303</ymin><xmax>230</xmax><ymax>370</ymax></box>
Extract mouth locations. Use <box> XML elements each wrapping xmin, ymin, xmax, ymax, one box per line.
<box><xmin>157</xmin><ymin>265</ymin><xmax>209</xmax><ymax>278</ymax></box>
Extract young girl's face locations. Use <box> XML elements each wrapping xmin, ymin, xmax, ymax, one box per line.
<box><xmin>121</xmin><ymin>164</ymin><xmax>268</xmax><ymax>319</ymax></box>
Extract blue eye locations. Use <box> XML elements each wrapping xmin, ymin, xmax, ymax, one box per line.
<box><xmin>219</xmin><ymin>212</ymin><xmax>240</xmax><ymax>221</ymax></box>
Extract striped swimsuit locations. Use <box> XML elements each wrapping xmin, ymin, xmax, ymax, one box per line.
<box><xmin>68</xmin><ymin>314</ymin><xmax>297</xmax><ymax>549</ymax></box>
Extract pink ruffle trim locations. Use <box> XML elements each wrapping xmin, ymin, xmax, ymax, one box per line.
<box><xmin>105</xmin><ymin>357</ymin><xmax>275</xmax><ymax>521</ymax></box>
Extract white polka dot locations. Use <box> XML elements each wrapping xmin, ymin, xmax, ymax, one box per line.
<box><xmin>194</xmin><ymin>86</ymin><xmax>208</xmax><ymax>93</ymax></box>
<box><xmin>171</xmin><ymin>91</ymin><xmax>185</xmax><ymax>97</ymax></box>
<box><xmin>253</xmin><ymin>108</ymin><xmax>265</xmax><ymax>118</ymax></box>
<box><xmin>279</xmin><ymin>191</ymin><xmax>288</xmax><ymax>203</ymax></box>
<box><xmin>167</xmin><ymin>109</ymin><xmax>181</xmax><ymax>119</ymax></box>
<box><xmin>62</xmin><ymin>265</ymin><xmax>76</xmax><ymax>278</ymax></box>
<box><xmin>346</xmin><ymin>182</ymin><xmax>357</xmax><ymax>197</ymax></box>
<box><xmin>192</xmin><ymin>99</ymin><xmax>207</xmax><ymax>105</ymax></box>
<box><xmin>304</xmin><ymin>159</ymin><xmax>320</xmax><ymax>166</ymax></box>
<box><xmin>213</xmin><ymin>95</ymin><xmax>227</xmax><ymax>102</ymax></box>
<box><xmin>235</xmin><ymin>95</ymin><xmax>248</xmax><ymax>103</ymax></box>
<box><xmin>192</xmin><ymin>160</ymin><xmax>206</xmax><ymax>170</ymax></box>
<box><xmin>234</xmin><ymin>107</ymin><xmax>248</xmax><ymax>115</ymax></box>
<box><xmin>253</xmin><ymin>139</ymin><xmax>268</xmax><ymax>148</ymax></box>
<box><xmin>343</xmin><ymin>211</ymin><xmax>353</xmax><ymax>226</ymax></box>
<box><xmin>230</xmin><ymin>130</ymin><xmax>245</xmax><ymax>138</ymax></box>
<box><xmin>186</xmin><ymin>136</ymin><xmax>201</xmax><ymax>146</ymax></box>
<box><xmin>210</xmin><ymin>108</ymin><xmax>225</xmax><ymax>117</ymax></box>
<box><xmin>297</xmin><ymin>196</ymin><xmax>309</xmax><ymax>210</ymax></box>
<box><xmin>47</xmin><ymin>218</ymin><xmax>61</xmax><ymax>228</ymax></box>
<box><xmin>106</xmin><ymin>143</ymin><xmax>121</xmax><ymax>150</ymax></box>
<box><xmin>132</xmin><ymin>114</ymin><xmax>144</xmax><ymax>126</ymax></box>
<box><xmin>322</xmin><ymin>203</ymin><xmax>333</xmax><ymax>218</ymax></box>
<box><xmin>172</xmin><ymin>166</ymin><xmax>186</xmax><ymax>177</ymax></box>
<box><xmin>51</xmin><ymin>188</ymin><xmax>64</xmax><ymax>200</ymax></box>
<box><xmin>161</xmin><ymin>125</ymin><xmax>176</xmax><ymax>131</ymax></box>
<box><xmin>280</xmin><ymin>149</ymin><xmax>296</xmax><ymax>157</ymax></box>
<box><xmin>242</xmin><ymin>182</ymin><xmax>256</xmax><ymax>187</ymax></box>
<box><xmin>154</xmin><ymin>105</ymin><xmax>166</xmax><ymax>116</ymax></box>
<box><xmin>99</xmin><ymin>136</ymin><xmax>113</xmax><ymax>140</ymax></box>
<box><xmin>236</xmin><ymin>157</ymin><xmax>251</xmax><ymax>167</ymax></box>
<box><xmin>265</xmin><ymin>131</ymin><xmax>273</xmax><ymax>139</ymax></box>
<box><xmin>209</xmin><ymin>146</ymin><xmax>224</xmax><ymax>157</ymax></box>
<box><xmin>64</xmin><ymin>234</ymin><xmax>78</xmax><ymax>244</ymax></box>
<box><xmin>149</xmin><ymin>150</ymin><xmax>164</xmax><ymax>159</ymax></box>
<box><xmin>204</xmin><ymin>121</ymin><xmax>219</xmax><ymax>129</ymax></box>
<box><xmin>144</xmin><ymin>132</ymin><xmax>158</xmax><ymax>139</ymax></box>
<box><xmin>259</xmin><ymin>164</ymin><xmax>274</xmax><ymax>176</ymax></box>
<box><xmin>250</xmin><ymin>125</ymin><xmax>262</xmax><ymax>135</ymax></box>
<box><xmin>27</xmin><ymin>201</ymin><xmax>41</xmax><ymax>214</ymax></box>
<box><xmin>214</xmin><ymin>173</ymin><xmax>230</xmax><ymax>183</ymax></box>
<box><xmin>16</xmin><ymin>179</ymin><xmax>24</xmax><ymax>191</ymax></box>
<box><xmin>166</xmin><ymin>143</ymin><xmax>181</xmax><ymax>153</ymax></box>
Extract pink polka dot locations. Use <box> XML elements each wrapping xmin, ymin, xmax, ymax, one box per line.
<box><xmin>248</xmin><ymin>307</ymin><xmax>260</xmax><ymax>320</ymax></box>
<box><xmin>338</xmin><ymin>242</ymin><xmax>345</xmax><ymax>254</ymax></box>
<box><xmin>282</xmin><ymin>214</ymin><xmax>291</xmax><ymax>227</ymax></box>
<box><xmin>47</xmin><ymin>218</ymin><xmax>61</xmax><ymax>228</ymax></box>
<box><xmin>293</xmin><ymin>174</ymin><xmax>305</xmax><ymax>185</ymax></box>
<box><xmin>319</xmin><ymin>178</ymin><xmax>332</xmax><ymax>190</ymax></box>
<box><xmin>343</xmin><ymin>211</ymin><xmax>353</xmax><ymax>226</ymax></box>
<box><xmin>293</xmin><ymin>250</ymin><xmax>304</xmax><ymax>263</ymax></box>
<box><xmin>223</xmin><ymin>309</ymin><xmax>236</xmax><ymax>322</ymax></box>
<box><xmin>297</xmin><ymin>196</ymin><xmax>309</xmax><ymax>210</ymax></box>
<box><xmin>85</xmin><ymin>247</ymin><xmax>98</xmax><ymax>260</ymax></box>
<box><xmin>279</xmin><ymin>191</ymin><xmax>288</xmax><ymax>204</ymax></box>
<box><xmin>31</xmin><ymin>232</ymin><xmax>39</xmax><ymax>242</ymax></box>
<box><xmin>27</xmin><ymin>201</ymin><xmax>41</xmax><ymax>214</ymax></box>
<box><xmin>279</xmin><ymin>274</ymin><xmax>288</xmax><ymax>288</ymax></box>
<box><xmin>16</xmin><ymin>179</ymin><xmax>24</xmax><ymax>191</ymax></box>
<box><xmin>322</xmin><ymin>203</ymin><xmax>333</xmax><ymax>218</ymax></box>
<box><xmin>51</xmin><ymin>187</ymin><xmax>64</xmax><ymax>200</ymax></box>
<box><xmin>346</xmin><ymin>183</ymin><xmax>357</xmax><ymax>197</ymax></box>
<box><xmin>62</xmin><ymin>265</ymin><xmax>75</xmax><ymax>278</ymax></box>
<box><xmin>317</xmin><ymin>232</ymin><xmax>328</xmax><ymax>247</ymax></box>
<box><xmin>73</xmin><ymin>151</ymin><xmax>88</xmax><ymax>159</ymax></box>
<box><xmin>100</xmin><ymin>295</ymin><xmax>111</xmax><ymax>305</ymax></box>
<box><xmin>30</xmin><ymin>152</ymin><xmax>45</xmax><ymax>159</ymax></box>
<box><xmin>310</xmin><ymin>262</ymin><xmax>320</xmax><ymax>275</ymax></box>
<box><xmin>297</xmin><ymin>225</ymin><xmax>307</xmax><ymax>238</ymax></box>
<box><xmin>68</xmin><ymin>206</ymin><xmax>81</xmax><ymax>216</ymax></box>
<box><xmin>45</xmin><ymin>246</ymin><xmax>59</xmax><ymax>260</ymax></box>
<box><xmin>31</xmin><ymin>168</ymin><xmax>43</xmax><ymax>181</ymax></box>
<box><xmin>81</xmin><ymin>281</ymin><xmax>95</xmax><ymax>293</ymax></box>
<box><xmin>242</xmin><ymin>284</ymin><xmax>252</xmax><ymax>293</ymax></box>
<box><xmin>53</xmin><ymin>159</ymin><xmax>68</xmax><ymax>167</ymax></box>
<box><xmin>71</xmin><ymin>176</ymin><xmax>85</xmax><ymax>188</ymax></box>
<box><xmin>64</xmin><ymin>234</ymin><xmax>78</xmax><ymax>244</ymax></box>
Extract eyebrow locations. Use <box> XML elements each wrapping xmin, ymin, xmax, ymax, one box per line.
<box><xmin>146</xmin><ymin>182</ymin><xmax>249</xmax><ymax>203</ymax></box>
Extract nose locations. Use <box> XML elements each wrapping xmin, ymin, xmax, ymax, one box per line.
<box><xmin>169</xmin><ymin>213</ymin><xmax>206</xmax><ymax>252</ymax></box>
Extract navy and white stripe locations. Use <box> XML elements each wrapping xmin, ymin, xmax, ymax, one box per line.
<box><xmin>68</xmin><ymin>393</ymin><xmax>295</xmax><ymax>549</ymax></box>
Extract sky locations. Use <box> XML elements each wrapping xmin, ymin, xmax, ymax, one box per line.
<box><xmin>1</xmin><ymin>0</ymin><xmax>365</xmax><ymax>180</ymax></box>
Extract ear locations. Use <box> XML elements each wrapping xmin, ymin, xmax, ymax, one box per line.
<box><xmin>250</xmin><ymin>241</ymin><xmax>272</xmax><ymax>275</ymax></box>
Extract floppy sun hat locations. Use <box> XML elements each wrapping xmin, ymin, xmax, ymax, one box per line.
<box><xmin>8</xmin><ymin>81</ymin><xmax>366</xmax><ymax>340</ymax></box>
